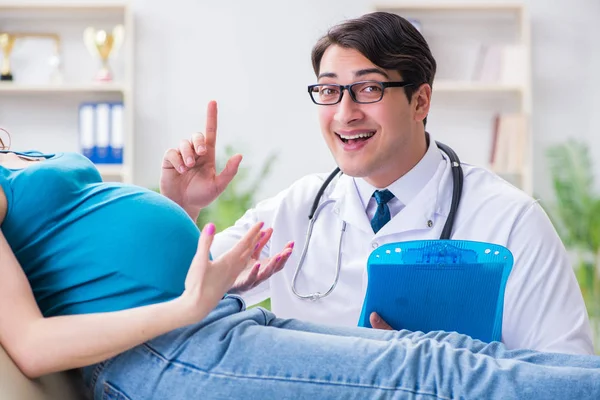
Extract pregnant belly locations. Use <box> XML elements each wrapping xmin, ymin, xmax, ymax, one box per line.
<box><xmin>35</xmin><ymin>187</ymin><xmax>201</xmax><ymax>315</ymax></box>
<box><xmin>79</xmin><ymin>190</ymin><xmax>201</xmax><ymax>294</ymax></box>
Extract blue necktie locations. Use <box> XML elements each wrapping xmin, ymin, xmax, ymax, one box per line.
<box><xmin>370</xmin><ymin>189</ymin><xmax>395</xmax><ymax>234</ymax></box>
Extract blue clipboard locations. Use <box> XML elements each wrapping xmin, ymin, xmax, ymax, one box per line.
<box><xmin>357</xmin><ymin>240</ymin><xmax>514</xmax><ymax>343</ymax></box>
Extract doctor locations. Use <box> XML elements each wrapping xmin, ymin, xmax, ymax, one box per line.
<box><xmin>161</xmin><ymin>12</ymin><xmax>593</xmax><ymax>354</ymax></box>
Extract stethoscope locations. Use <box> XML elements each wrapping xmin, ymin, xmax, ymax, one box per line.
<box><xmin>291</xmin><ymin>140</ymin><xmax>464</xmax><ymax>301</ymax></box>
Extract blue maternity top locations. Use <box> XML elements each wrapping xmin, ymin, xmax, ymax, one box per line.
<box><xmin>0</xmin><ymin>151</ymin><xmax>200</xmax><ymax>317</ymax></box>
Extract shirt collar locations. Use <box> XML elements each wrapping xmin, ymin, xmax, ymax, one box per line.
<box><xmin>353</xmin><ymin>136</ymin><xmax>443</xmax><ymax>210</ymax></box>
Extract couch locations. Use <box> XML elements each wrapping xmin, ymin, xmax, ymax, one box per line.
<box><xmin>0</xmin><ymin>343</ymin><xmax>84</xmax><ymax>399</ymax></box>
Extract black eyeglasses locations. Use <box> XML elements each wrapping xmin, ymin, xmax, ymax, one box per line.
<box><xmin>307</xmin><ymin>80</ymin><xmax>413</xmax><ymax>105</ymax></box>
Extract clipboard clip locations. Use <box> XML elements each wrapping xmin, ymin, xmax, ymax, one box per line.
<box><xmin>401</xmin><ymin>242</ymin><xmax>478</xmax><ymax>265</ymax></box>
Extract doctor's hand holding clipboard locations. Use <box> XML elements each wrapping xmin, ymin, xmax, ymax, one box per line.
<box><xmin>160</xmin><ymin>101</ymin><xmax>294</xmax><ymax>294</ymax></box>
<box><xmin>370</xmin><ymin>312</ymin><xmax>393</xmax><ymax>330</ymax></box>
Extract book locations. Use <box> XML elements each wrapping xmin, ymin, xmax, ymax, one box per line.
<box><xmin>490</xmin><ymin>113</ymin><xmax>528</xmax><ymax>175</ymax></box>
<box><xmin>473</xmin><ymin>44</ymin><xmax>527</xmax><ymax>85</ymax></box>
<box><xmin>110</xmin><ymin>102</ymin><xmax>124</xmax><ymax>164</ymax></box>
<box><xmin>78</xmin><ymin>103</ymin><xmax>95</xmax><ymax>161</ymax></box>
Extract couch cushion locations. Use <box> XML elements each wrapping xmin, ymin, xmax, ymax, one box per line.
<box><xmin>0</xmin><ymin>344</ymin><xmax>85</xmax><ymax>400</ymax></box>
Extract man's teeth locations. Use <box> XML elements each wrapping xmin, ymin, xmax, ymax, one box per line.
<box><xmin>338</xmin><ymin>132</ymin><xmax>375</xmax><ymax>140</ymax></box>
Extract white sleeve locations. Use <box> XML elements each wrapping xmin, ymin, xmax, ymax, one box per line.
<box><xmin>502</xmin><ymin>201</ymin><xmax>594</xmax><ymax>354</ymax></box>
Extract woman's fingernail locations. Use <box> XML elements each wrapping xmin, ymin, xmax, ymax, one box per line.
<box><xmin>259</xmin><ymin>222</ymin><xmax>265</xmax><ymax>229</ymax></box>
<box><xmin>289</xmin><ymin>242</ymin><xmax>295</xmax><ymax>249</ymax></box>
<box><xmin>276</xmin><ymin>256</ymin><xmax>281</xmax><ymax>262</ymax></box>
<box><xmin>179</xmin><ymin>166</ymin><xmax>186</xmax><ymax>173</ymax></box>
<box><xmin>260</xmin><ymin>231</ymin><xmax>265</xmax><ymax>238</ymax></box>
<box><xmin>206</xmin><ymin>223</ymin><xmax>215</xmax><ymax>235</ymax></box>
<box><xmin>186</xmin><ymin>157</ymin><xmax>194</xmax><ymax>165</ymax></box>
<box><xmin>197</xmin><ymin>146</ymin><xmax>205</xmax><ymax>154</ymax></box>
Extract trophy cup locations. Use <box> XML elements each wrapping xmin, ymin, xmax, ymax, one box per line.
<box><xmin>0</xmin><ymin>33</ymin><xmax>16</xmax><ymax>81</ymax></box>
<box><xmin>83</xmin><ymin>25</ymin><xmax>124</xmax><ymax>82</ymax></box>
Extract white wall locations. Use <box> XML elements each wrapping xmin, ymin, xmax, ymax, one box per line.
<box><xmin>1</xmin><ymin>0</ymin><xmax>599</xmax><ymax>202</ymax></box>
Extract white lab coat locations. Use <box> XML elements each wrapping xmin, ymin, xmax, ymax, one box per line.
<box><xmin>212</xmin><ymin>144</ymin><xmax>594</xmax><ymax>354</ymax></box>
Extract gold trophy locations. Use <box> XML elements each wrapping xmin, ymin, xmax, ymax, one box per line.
<box><xmin>0</xmin><ymin>33</ymin><xmax>16</xmax><ymax>81</ymax></box>
<box><xmin>0</xmin><ymin>32</ymin><xmax>61</xmax><ymax>82</ymax></box>
<box><xmin>84</xmin><ymin>25</ymin><xmax>124</xmax><ymax>82</ymax></box>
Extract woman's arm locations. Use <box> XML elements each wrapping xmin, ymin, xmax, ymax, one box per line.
<box><xmin>0</xmin><ymin>222</ymin><xmax>264</xmax><ymax>379</ymax></box>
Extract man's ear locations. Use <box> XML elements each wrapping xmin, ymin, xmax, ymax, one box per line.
<box><xmin>413</xmin><ymin>83</ymin><xmax>432</xmax><ymax>123</ymax></box>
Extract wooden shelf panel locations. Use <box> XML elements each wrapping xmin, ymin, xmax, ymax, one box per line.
<box><xmin>434</xmin><ymin>81</ymin><xmax>524</xmax><ymax>93</ymax></box>
<box><xmin>0</xmin><ymin>2</ymin><xmax>128</xmax><ymax>11</ymax></box>
<box><xmin>0</xmin><ymin>2</ymin><xmax>129</xmax><ymax>20</ymax></box>
<box><xmin>374</xmin><ymin>3</ymin><xmax>524</xmax><ymax>12</ymax></box>
<box><xmin>0</xmin><ymin>83</ymin><xmax>129</xmax><ymax>94</ymax></box>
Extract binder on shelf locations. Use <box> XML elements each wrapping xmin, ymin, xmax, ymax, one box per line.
<box><xmin>78</xmin><ymin>101</ymin><xmax>125</xmax><ymax>165</ymax></box>
<box><xmin>95</xmin><ymin>103</ymin><xmax>111</xmax><ymax>164</ymax></box>
<box><xmin>109</xmin><ymin>102</ymin><xmax>124</xmax><ymax>164</ymax></box>
<box><xmin>78</xmin><ymin>103</ymin><xmax>96</xmax><ymax>161</ymax></box>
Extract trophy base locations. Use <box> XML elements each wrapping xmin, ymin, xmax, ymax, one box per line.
<box><xmin>94</xmin><ymin>69</ymin><xmax>113</xmax><ymax>83</ymax></box>
<box><xmin>0</xmin><ymin>73</ymin><xmax>13</xmax><ymax>81</ymax></box>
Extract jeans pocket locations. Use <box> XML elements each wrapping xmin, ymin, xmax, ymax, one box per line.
<box><xmin>102</xmin><ymin>381</ymin><xmax>131</xmax><ymax>400</ymax></box>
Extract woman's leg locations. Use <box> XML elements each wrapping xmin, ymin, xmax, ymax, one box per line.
<box><xmin>269</xmin><ymin>314</ymin><xmax>600</xmax><ymax>368</ymax></box>
<box><xmin>88</xmin><ymin>297</ymin><xmax>600</xmax><ymax>400</ymax></box>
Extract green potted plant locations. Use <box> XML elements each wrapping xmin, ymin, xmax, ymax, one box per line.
<box><xmin>545</xmin><ymin>139</ymin><xmax>600</xmax><ymax>348</ymax></box>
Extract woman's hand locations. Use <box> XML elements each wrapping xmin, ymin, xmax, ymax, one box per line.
<box><xmin>180</xmin><ymin>221</ymin><xmax>265</xmax><ymax>322</ymax></box>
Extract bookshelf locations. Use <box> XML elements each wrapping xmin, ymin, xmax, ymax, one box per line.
<box><xmin>374</xmin><ymin>2</ymin><xmax>533</xmax><ymax>194</ymax></box>
<box><xmin>0</xmin><ymin>2</ymin><xmax>135</xmax><ymax>183</ymax></box>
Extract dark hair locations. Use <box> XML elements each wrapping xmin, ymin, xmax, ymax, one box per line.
<box><xmin>311</xmin><ymin>12</ymin><xmax>437</xmax><ymax>123</ymax></box>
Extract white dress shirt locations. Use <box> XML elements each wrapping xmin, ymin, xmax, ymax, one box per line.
<box><xmin>355</xmin><ymin>139</ymin><xmax>443</xmax><ymax>222</ymax></box>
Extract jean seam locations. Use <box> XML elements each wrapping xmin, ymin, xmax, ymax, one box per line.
<box><xmin>255</xmin><ymin>305</ymin><xmax>271</xmax><ymax>325</ymax></box>
<box><xmin>90</xmin><ymin>355</ymin><xmax>119</xmax><ymax>394</ymax></box>
<box><xmin>103</xmin><ymin>380</ymin><xmax>132</xmax><ymax>400</ymax></box>
<box><xmin>141</xmin><ymin>343</ymin><xmax>451</xmax><ymax>400</ymax></box>
<box><xmin>89</xmin><ymin>362</ymin><xmax>103</xmax><ymax>393</ymax></box>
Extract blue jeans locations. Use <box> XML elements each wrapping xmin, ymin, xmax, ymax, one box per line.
<box><xmin>82</xmin><ymin>296</ymin><xmax>600</xmax><ymax>399</ymax></box>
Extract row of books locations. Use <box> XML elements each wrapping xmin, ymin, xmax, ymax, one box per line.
<box><xmin>406</xmin><ymin>18</ymin><xmax>527</xmax><ymax>86</ymax></box>
<box><xmin>472</xmin><ymin>44</ymin><xmax>527</xmax><ymax>85</ymax></box>
<box><xmin>79</xmin><ymin>102</ymin><xmax>124</xmax><ymax>164</ymax></box>
<box><xmin>489</xmin><ymin>113</ymin><xmax>527</xmax><ymax>175</ymax></box>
